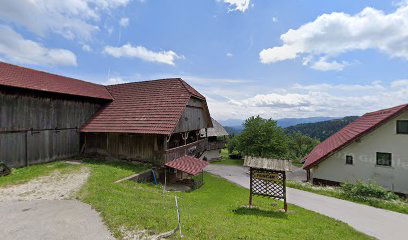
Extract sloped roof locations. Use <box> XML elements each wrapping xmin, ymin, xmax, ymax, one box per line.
<box><xmin>200</xmin><ymin>118</ymin><xmax>229</xmax><ymax>137</ymax></box>
<box><xmin>303</xmin><ymin>104</ymin><xmax>408</xmax><ymax>169</ymax></box>
<box><xmin>165</xmin><ymin>155</ymin><xmax>208</xmax><ymax>176</ymax></box>
<box><xmin>244</xmin><ymin>156</ymin><xmax>292</xmax><ymax>171</ymax></box>
<box><xmin>0</xmin><ymin>62</ymin><xmax>112</xmax><ymax>100</ymax></box>
<box><xmin>81</xmin><ymin>78</ymin><xmax>210</xmax><ymax>134</ymax></box>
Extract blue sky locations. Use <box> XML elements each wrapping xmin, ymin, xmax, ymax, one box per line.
<box><xmin>1</xmin><ymin>0</ymin><xmax>408</xmax><ymax>121</ymax></box>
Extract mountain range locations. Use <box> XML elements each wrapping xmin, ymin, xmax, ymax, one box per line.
<box><xmin>221</xmin><ymin>116</ymin><xmax>359</xmax><ymax>140</ymax></box>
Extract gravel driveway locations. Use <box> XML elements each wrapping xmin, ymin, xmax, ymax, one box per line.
<box><xmin>0</xmin><ymin>169</ymin><xmax>114</xmax><ymax>240</ymax></box>
<box><xmin>206</xmin><ymin>164</ymin><xmax>408</xmax><ymax>240</ymax></box>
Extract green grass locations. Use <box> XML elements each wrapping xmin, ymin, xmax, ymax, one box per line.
<box><xmin>288</xmin><ymin>180</ymin><xmax>408</xmax><ymax>215</ymax></box>
<box><xmin>0</xmin><ymin>161</ymin><xmax>83</xmax><ymax>187</ymax></box>
<box><xmin>210</xmin><ymin>149</ymin><xmax>244</xmax><ymax>166</ymax></box>
<box><xmin>78</xmin><ymin>159</ymin><xmax>370</xmax><ymax>240</ymax></box>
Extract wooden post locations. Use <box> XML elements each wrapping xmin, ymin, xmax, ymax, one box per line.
<box><xmin>249</xmin><ymin>167</ymin><xmax>253</xmax><ymax>208</ymax></box>
<box><xmin>25</xmin><ymin>130</ymin><xmax>28</xmax><ymax>167</ymax></box>
<box><xmin>283</xmin><ymin>171</ymin><xmax>288</xmax><ymax>212</ymax></box>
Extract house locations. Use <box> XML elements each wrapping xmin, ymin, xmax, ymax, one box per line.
<box><xmin>303</xmin><ymin>104</ymin><xmax>408</xmax><ymax>195</ymax></box>
<box><xmin>200</xmin><ymin>118</ymin><xmax>228</xmax><ymax>161</ymax></box>
<box><xmin>0</xmin><ymin>62</ymin><xmax>213</xmax><ymax>174</ymax></box>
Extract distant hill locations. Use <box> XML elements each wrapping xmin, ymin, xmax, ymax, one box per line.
<box><xmin>220</xmin><ymin>117</ymin><xmax>340</xmax><ymax>135</ymax></box>
<box><xmin>224</xmin><ymin>126</ymin><xmax>243</xmax><ymax>136</ymax></box>
<box><xmin>285</xmin><ymin>116</ymin><xmax>359</xmax><ymax>141</ymax></box>
<box><xmin>276</xmin><ymin>117</ymin><xmax>338</xmax><ymax>128</ymax></box>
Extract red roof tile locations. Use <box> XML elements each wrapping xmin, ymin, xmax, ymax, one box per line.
<box><xmin>0</xmin><ymin>62</ymin><xmax>112</xmax><ymax>100</ymax></box>
<box><xmin>165</xmin><ymin>155</ymin><xmax>208</xmax><ymax>176</ymax></box>
<box><xmin>303</xmin><ymin>104</ymin><xmax>408</xmax><ymax>169</ymax></box>
<box><xmin>81</xmin><ymin>78</ymin><xmax>210</xmax><ymax>135</ymax></box>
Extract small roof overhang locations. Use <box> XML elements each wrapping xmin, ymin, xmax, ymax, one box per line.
<box><xmin>165</xmin><ymin>155</ymin><xmax>208</xmax><ymax>176</ymax></box>
<box><xmin>244</xmin><ymin>156</ymin><xmax>292</xmax><ymax>172</ymax></box>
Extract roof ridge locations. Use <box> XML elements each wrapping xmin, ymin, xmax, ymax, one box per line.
<box><xmin>303</xmin><ymin>103</ymin><xmax>408</xmax><ymax>169</ymax></box>
<box><xmin>364</xmin><ymin>104</ymin><xmax>408</xmax><ymax>116</ymax></box>
<box><xmin>106</xmin><ymin>78</ymin><xmax>182</xmax><ymax>87</ymax></box>
<box><xmin>0</xmin><ymin>61</ymin><xmax>104</xmax><ymax>88</ymax></box>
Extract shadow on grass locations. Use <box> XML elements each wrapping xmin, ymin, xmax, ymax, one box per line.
<box><xmin>78</xmin><ymin>156</ymin><xmax>150</xmax><ymax>172</ymax></box>
<box><xmin>233</xmin><ymin>207</ymin><xmax>288</xmax><ymax>219</ymax></box>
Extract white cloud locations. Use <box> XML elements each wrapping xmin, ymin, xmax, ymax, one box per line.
<box><xmin>293</xmin><ymin>82</ymin><xmax>384</xmax><ymax>92</ymax></box>
<box><xmin>272</xmin><ymin>17</ymin><xmax>278</xmax><ymax>23</ymax></box>
<box><xmin>310</xmin><ymin>58</ymin><xmax>347</xmax><ymax>71</ymax></box>
<box><xmin>260</xmin><ymin>4</ymin><xmax>408</xmax><ymax>71</ymax></box>
<box><xmin>223</xmin><ymin>0</ymin><xmax>251</xmax><ymax>12</ymax></box>
<box><xmin>238</xmin><ymin>93</ymin><xmax>312</xmax><ymax>108</ymax></box>
<box><xmin>119</xmin><ymin>17</ymin><xmax>130</xmax><ymax>27</ymax></box>
<box><xmin>0</xmin><ymin>25</ymin><xmax>77</xmax><ymax>66</ymax></box>
<box><xmin>0</xmin><ymin>0</ymin><xmax>130</xmax><ymax>40</ymax></box>
<box><xmin>226</xmin><ymin>52</ymin><xmax>233</xmax><ymax>57</ymax></box>
<box><xmin>105</xmin><ymin>77</ymin><xmax>127</xmax><ymax>85</ymax></box>
<box><xmin>196</xmin><ymin>78</ymin><xmax>408</xmax><ymax>121</ymax></box>
<box><xmin>103</xmin><ymin>44</ymin><xmax>183</xmax><ymax>65</ymax></box>
<box><xmin>391</xmin><ymin>79</ymin><xmax>408</xmax><ymax>88</ymax></box>
<box><xmin>82</xmin><ymin>44</ymin><xmax>92</xmax><ymax>52</ymax></box>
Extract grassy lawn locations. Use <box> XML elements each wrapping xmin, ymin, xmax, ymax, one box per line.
<box><xmin>0</xmin><ymin>161</ymin><xmax>83</xmax><ymax>187</ymax></box>
<box><xmin>210</xmin><ymin>149</ymin><xmax>244</xmax><ymax>166</ymax></box>
<box><xmin>288</xmin><ymin>180</ymin><xmax>408</xmax><ymax>215</ymax></box>
<box><xmin>77</xmin><ymin>159</ymin><xmax>370</xmax><ymax>240</ymax></box>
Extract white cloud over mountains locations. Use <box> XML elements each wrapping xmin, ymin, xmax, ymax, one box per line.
<box><xmin>0</xmin><ymin>25</ymin><xmax>77</xmax><ymax>66</ymax></box>
<box><xmin>260</xmin><ymin>4</ymin><xmax>408</xmax><ymax>71</ymax></box>
<box><xmin>200</xmin><ymin>80</ymin><xmax>408</xmax><ymax>121</ymax></box>
<box><xmin>104</xmin><ymin>44</ymin><xmax>183</xmax><ymax>65</ymax></box>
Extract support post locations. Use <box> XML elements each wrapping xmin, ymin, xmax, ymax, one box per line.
<box><xmin>249</xmin><ymin>167</ymin><xmax>253</xmax><ymax>208</ymax></box>
<box><xmin>25</xmin><ymin>130</ymin><xmax>28</xmax><ymax>167</ymax></box>
<box><xmin>283</xmin><ymin>171</ymin><xmax>287</xmax><ymax>212</ymax></box>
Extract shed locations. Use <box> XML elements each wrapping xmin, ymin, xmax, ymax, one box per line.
<box><xmin>200</xmin><ymin>118</ymin><xmax>229</xmax><ymax>162</ymax></box>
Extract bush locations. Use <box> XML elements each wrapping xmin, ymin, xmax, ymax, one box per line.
<box><xmin>341</xmin><ymin>181</ymin><xmax>399</xmax><ymax>201</ymax></box>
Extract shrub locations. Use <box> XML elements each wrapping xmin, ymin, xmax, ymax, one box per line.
<box><xmin>341</xmin><ymin>181</ymin><xmax>399</xmax><ymax>201</ymax></box>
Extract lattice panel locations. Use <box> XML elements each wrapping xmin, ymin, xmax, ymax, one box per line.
<box><xmin>250</xmin><ymin>168</ymin><xmax>285</xmax><ymax>200</ymax></box>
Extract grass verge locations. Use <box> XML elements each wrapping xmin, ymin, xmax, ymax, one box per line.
<box><xmin>210</xmin><ymin>149</ymin><xmax>244</xmax><ymax>166</ymax></box>
<box><xmin>0</xmin><ymin>161</ymin><xmax>83</xmax><ymax>187</ymax></box>
<box><xmin>78</xmin><ymin>159</ymin><xmax>370</xmax><ymax>239</ymax></box>
<box><xmin>288</xmin><ymin>180</ymin><xmax>408</xmax><ymax>215</ymax></box>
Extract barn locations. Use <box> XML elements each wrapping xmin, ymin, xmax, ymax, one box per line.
<box><xmin>0</xmin><ymin>62</ymin><xmax>213</xmax><ymax>170</ymax></box>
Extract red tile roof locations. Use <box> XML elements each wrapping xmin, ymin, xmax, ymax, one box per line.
<box><xmin>165</xmin><ymin>155</ymin><xmax>208</xmax><ymax>176</ymax></box>
<box><xmin>303</xmin><ymin>104</ymin><xmax>408</xmax><ymax>169</ymax></box>
<box><xmin>0</xmin><ymin>62</ymin><xmax>112</xmax><ymax>100</ymax></box>
<box><xmin>81</xmin><ymin>78</ymin><xmax>210</xmax><ymax>134</ymax></box>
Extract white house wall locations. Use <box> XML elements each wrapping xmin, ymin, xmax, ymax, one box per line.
<box><xmin>311</xmin><ymin>110</ymin><xmax>408</xmax><ymax>194</ymax></box>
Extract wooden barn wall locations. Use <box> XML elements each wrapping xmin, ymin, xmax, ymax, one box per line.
<box><xmin>0</xmin><ymin>90</ymin><xmax>102</xmax><ymax>130</ymax></box>
<box><xmin>173</xmin><ymin>97</ymin><xmax>209</xmax><ymax>133</ymax></box>
<box><xmin>84</xmin><ymin>133</ymin><xmax>165</xmax><ymax>165</ymax></box>
<box><xmin>0</xmin><ymin>90</ymin><xmax>104</xmax><ymax>168</ymax></box>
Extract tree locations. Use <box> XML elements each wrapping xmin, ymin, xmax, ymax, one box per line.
<box><xmin>235</xmin><ymin>116</ymin><xmax>289</xmax><ymax>159</ymax></box>
<box><xmin>287</xmin><ymin>131</ymin><xmax>320</xmax><ymax>162</ymax></box>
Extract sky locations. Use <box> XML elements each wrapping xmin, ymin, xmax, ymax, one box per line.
<box><xmin>1</xmin><ymin>0</ymin><xmax>408</xmax><ymax>121</ymax></box>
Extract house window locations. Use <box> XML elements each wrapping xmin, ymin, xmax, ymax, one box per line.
<box><xmin>397</xmin><ymin>120</ymin><xmax>408</xmax><ymax>134</ymax></box>
<box><xmin>376</xmin><ymin>152</ymin><xmax>392</xmax><ymax>167</ymax></box>
<box><xmin>346</xmin><ymin>155</ymin><xmax>353</xmax><ymax>165</ymax></box>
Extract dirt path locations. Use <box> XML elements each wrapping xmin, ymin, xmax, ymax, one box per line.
<box><xmin>0</xmin><ymin>168</ymin><xmax>90</xmax><ymax>202</ymax></box>
<box><xmin>0</xmin><ymin>168</ymin><xmax>115</xmax><ymax>240</ymax></box>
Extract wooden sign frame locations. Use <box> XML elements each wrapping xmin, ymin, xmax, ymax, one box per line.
<box><xmin>249</xmin><ymin>167</ymin><xmax>287</xmax><ymax>212</ymax></box>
